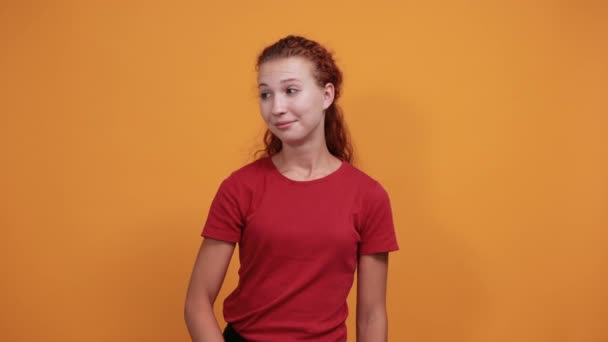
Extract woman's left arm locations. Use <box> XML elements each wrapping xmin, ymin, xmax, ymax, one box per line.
<box><xmin>356</xmin><ymin>252</ymin><xmax>389</xmax><ymax>342</ymax></box>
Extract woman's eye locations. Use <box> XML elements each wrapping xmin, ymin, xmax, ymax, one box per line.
<box><xmin>259</xmin><ymin>92</ymin><xmax>271</xmax><ymax>100</ymax></box>
<box><xmin>286</xmin><ymin>88</ymin><xmax>299</xmax><ymax>95</ymax></box>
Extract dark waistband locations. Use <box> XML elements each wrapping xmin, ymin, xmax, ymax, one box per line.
<box><xmin>223</xmin><ymin>323</ymin><xmax>248</xmax><ymax>342</ymax></box>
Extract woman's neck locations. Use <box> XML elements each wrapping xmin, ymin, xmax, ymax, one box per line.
<box><xmin>272</xmin><ymin>142</ymin><xmax>342</xmax><ymax>181</ymax></box>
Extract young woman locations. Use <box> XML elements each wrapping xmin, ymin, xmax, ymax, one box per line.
<box><xmin>185</xmin><ymin>35</ymin><xmax>399</xmax><ymax>342</ymax></box>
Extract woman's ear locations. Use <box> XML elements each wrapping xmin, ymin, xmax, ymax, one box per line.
<box><xmin>322</xmin><ymin>83</ymin><xmax>335</xmax><ymax>110</ymax></box>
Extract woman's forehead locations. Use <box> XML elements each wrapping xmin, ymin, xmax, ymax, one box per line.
<box><xmin>258</xmin><ymin>57</ymin><xmax>315</xmax><ymax>84</ymax></box>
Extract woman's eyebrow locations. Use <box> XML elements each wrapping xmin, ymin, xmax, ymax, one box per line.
<box><xmin>258</xmin><ymin>78</ymin><xmax>302</xmax><ymax>88</ymax></box>
<box><xmin>280</xmin><ymin>78</ymin><xmax>301</xmax><ymax>84</ymax></box>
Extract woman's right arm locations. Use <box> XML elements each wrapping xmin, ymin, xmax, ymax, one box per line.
<box><xmin>184</xmin><ymin>237</ymin><xmax>236</xmax><ymax>342</ymax></box>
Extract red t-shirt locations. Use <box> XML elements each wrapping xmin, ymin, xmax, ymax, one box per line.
<box><xmin>202</xmin><ymin>157</ymin><xmax>399</xmax><ymax>341</ymax></box>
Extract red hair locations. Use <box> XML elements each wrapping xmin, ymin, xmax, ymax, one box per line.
<box><xmin>255</xmin><ymin>35</ymin><xmax>353</xmax><ymax>163</ymax></box>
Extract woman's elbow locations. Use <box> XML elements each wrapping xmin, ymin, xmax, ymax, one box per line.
<box><xmin>357</xmin><ymin>306</ymin><xmax>387</xmax><ymax>325</ymax></box>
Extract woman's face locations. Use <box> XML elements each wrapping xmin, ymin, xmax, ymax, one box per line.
<box><xmin>257</xmin><ymin>57</ymin><xmax>334</xmax><ymax>147</ymax></box>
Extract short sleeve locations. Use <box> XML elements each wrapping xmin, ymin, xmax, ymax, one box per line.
<box><xmin>201</xmin><ymin>176</ymin><xmax>244</xmax><ymax>243</ymax></box>
<box><xmin>358</xmin><ymin>181</ymin><xmax>399</xmax><ymax>255</ymax></box>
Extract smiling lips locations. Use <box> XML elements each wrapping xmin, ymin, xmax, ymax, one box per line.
<box><xmin>275</xmin><ymin>120</ymin><xmax>296</xmax><ymax>129</ymax></box>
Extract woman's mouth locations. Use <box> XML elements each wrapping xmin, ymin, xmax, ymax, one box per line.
<box><xmin>275</xmin><ymin>121</ymin><xmax>296</xmax><ymax>129</ymax></box>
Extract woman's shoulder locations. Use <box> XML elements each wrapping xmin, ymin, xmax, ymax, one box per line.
<box><xmin>210</xmin><ymin>157</ymin><xmax>271</xmax><ymax>200</ymax></box>
<box><xmin>222</xmin><ymin>157</ymin><xmax>272</xmax><ymax>185</ymax></box>
<box><xmin>342</xmin><ymin>162</ymin><xmax>385</xmax><ymax>190</ymax></box>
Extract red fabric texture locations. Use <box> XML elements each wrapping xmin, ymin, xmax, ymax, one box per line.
<box><xmin>202</xmin><ymin>157</ymin><xmax>399</xmax><ymax>341</ymax></box>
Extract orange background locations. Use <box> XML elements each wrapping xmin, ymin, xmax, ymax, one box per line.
<box><xmin>1</xmin><ymin>1</ymin><xmax>606</xmax><ymax>341</ymax></box>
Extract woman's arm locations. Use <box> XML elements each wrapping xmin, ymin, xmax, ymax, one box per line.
<box><xmin>356</xmin><ymin>252</ymin><xmax>389</xmax><ymax>342</ymax></box>
<box><xmin>184</xmin><ymin>238</ymin><xmax>236</xmax><ymax>342</ymax></box>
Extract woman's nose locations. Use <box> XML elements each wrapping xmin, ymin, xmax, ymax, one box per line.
<box><xmin>271</xmin><ymin>95</ymin><xmax>286</xmax><ymax>115</ymax></box>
